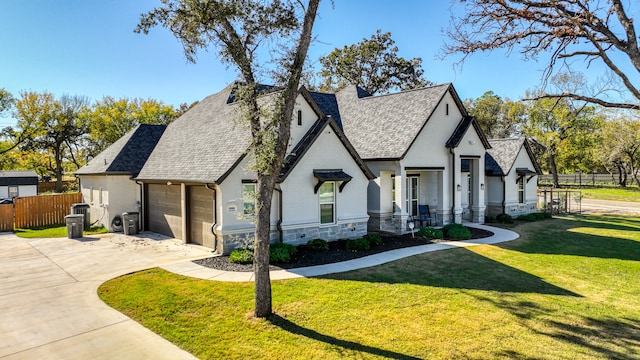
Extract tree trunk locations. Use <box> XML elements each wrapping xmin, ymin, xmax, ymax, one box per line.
<box><xmin>55</xmin><ymin>145</ymin><xmax>64</xmax><ymax>193</ymax></box>
<box><xmin>548</xmin><ymin>147</ymin><xmax>560</xmax><ymax>188</ymax></box>
<box><xmin>253</xmin><ymin>175</ymin><xmax>276</xmax><ymax>318</ymax></box>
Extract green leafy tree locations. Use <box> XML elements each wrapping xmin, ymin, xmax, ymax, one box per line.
<box><xmin>15</xmin><ymin>92</ymin><xmax>89</xmax><ymax>192</ymax></box>
<box><xmin>466</xmin><ymin>91</ymin><xmax>523</xmax><ymax>138</ymax></box>
<box><xmin>446</xmin><ymin>0</ymin><xmax>640</xmax><ymax>109</ymax></box>
<box><xmin>595</xmin><ymin>119</ymin><xmax>640</xmax><ymax>188</ymax></box>
<box><xmin>521</xmin><ymin>97</ymin><xmax>602</xmax><ymax>187</ymax></box>
<box><xmin>83</xmin><ymin>97</ymin><xmax>177</xmax><ymax>156</ymax></box>
<box><xmin>319</xmin><ymin>30</ymin><xmax>431</xmax><ymax>95</ymax></box>
<box><xmin>137</xmin><ymin>0</ymin><xmax>321</xmax><ymax>318</ymax></box>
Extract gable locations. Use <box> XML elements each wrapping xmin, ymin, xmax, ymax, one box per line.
<box><xmin>486</xmin><ymin>138</ymin><xmax>542</xmax><ymax>176</ymax></box>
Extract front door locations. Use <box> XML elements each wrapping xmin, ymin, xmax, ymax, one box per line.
<box><xmin>406</xmin><ymin>176</ymin><xmax>419</xmax><ymax>216</ymax></box>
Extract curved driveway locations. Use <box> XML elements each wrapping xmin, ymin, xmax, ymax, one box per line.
<box><xmin>0</xmin><ymin>232</ymin><xmax>211</xmax><ymax>360</ymax></box>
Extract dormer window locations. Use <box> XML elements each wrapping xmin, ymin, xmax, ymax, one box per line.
<box><xmin>297</xmin><ymin>110</ymin><xmax>302</xmax><ymax>126</ymax></box>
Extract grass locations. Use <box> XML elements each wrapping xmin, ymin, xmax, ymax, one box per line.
<box><xmin>98</xmin><ymin>215</ymin><xmax>640</xmax><ymax>359</ymax></box>
<box><xmin>15</xmin><ymin>224</ymin><xmax>108</xmax><ymax>238</ymax></box>
<box><xmin>569</xmin><ymin>186</ymin><xmax>640</xmax><ymax>202</ymax></box>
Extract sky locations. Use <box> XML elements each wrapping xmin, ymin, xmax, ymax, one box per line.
<box><xmin>0</xmin><ymin>0</ymin><xmax>569</xmax><ymax>128</ymax></box>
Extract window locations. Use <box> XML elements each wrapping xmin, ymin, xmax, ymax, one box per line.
<box><xmin>8</xmin><ymin>185</ymin><xmax>18</xmax><ymax>198</ymax></box>
<box><xmin>517</xmin><ymin>177</ymin><xmax>525</xmax><ymax>203</ymax></box>
<box><xmin>446</xmin><ymin>103</ymin><xmax>449</xmax><ymax>115</ymax></box>
<box><xmin>319</xmin><ymin>182</ymin><xmax>335</xmax><ymax>224</ymax></box>
<box><xmin>391</xmin><ymin>175</ymin><xmax>396</xmax><ymax>212</ymax></box>
<box><xmin>467</xmin><ymin>173</ymin><xmax>472</xmax><ymax>205</ymax></box>
<box><xmin>297</xmin><ymin>110</ymin><xmax>303</xmax><ymax>126</ymax></box>
<box><xmin>243</xmin><ymin>184</ymin><xmax>256</xmax><ymax>216</ymax></box>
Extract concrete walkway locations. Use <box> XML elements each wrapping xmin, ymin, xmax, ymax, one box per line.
<box><xmin>162</xmin><ymin>223</ymin><xmax>519</xmax><ymax>282</ymax></box>
<box><xmin>0</xmin><ymin>232</ymin><xmax>211</xmax><ymax>360</ymax></box>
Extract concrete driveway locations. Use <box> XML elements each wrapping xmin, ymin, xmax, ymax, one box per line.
<box><xmin>0</xmin><ymin>231</ymin><xmax>211</xmax><ymax>360</ymax></box>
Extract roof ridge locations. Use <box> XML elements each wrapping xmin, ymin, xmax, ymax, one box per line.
<box><xmin>357</xmin><ymin>83</ymin><xmax>451</xmax><ymax>100</ymax></box>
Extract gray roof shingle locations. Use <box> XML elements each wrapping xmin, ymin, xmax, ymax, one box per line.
<box><xmin>333</xmin><ymin>83</ymin><xmax>454</xmax><ymax>159</ymax></box>
<box><xmin>76</xmin><ymin>124</ymin><xmax>166</xmax><ymax>175</ymax></box>
<box><xmin>136</xmin><ymin>84</ymin><xmax>252</xmax><ymax>183</ymax></box>
<box><xmin>485</xmin><ymin>138</ymin><xmax>542</xmax><ymax>176</ymax></box>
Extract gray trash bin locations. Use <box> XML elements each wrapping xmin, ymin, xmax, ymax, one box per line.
<box><xmin>71</xmin><ymin>203</ymin><xmax>91</xmax><ymax>230</ymax></box>
<box><xmin>122</xmin><ymin>212</ymin><xmax>139</xmax><ymax>235</ymax></box>
<box><xmin>65</xmin><ymin>214</ymin><xmax>84</xmax><ymax>239</ymax></box>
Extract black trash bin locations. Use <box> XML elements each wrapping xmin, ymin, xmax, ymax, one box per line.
<box><xmin>122</xmin><ymin>212</ymin><xmax>139</xmax><ymax>235</ymax></box>
<box><xmin>65</xmin><ymin>214</ymin><xmax>84</xmax><ymax>239</ymax></box>
<box><xmin>71</xmin><ymin>203</ymin><xmax>91</xmax><ymax>230</ymax></box>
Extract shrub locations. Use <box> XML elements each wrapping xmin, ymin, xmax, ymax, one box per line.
<box><xmin>484</xmin><ymin>215</ymin><xmax>496</xmax><ymax>223</ymax></box>
<box><xmin>541</xmin><ymin>212</ymin><xmax>553</xmax><ymax>219</ymax></box>
<box><xmin>517</xmin><ymin>214</ymin><xmax>537</xmax><ymax>222</ymax></box>
<box><xmin>270</xmin><ymin>247</ymin><xmax>292</xmax><ymax>263</ymax></box>
<box><xmin>229</xmin><ymin>249</ymin><xmax>253</xmax><ymax>264</ymax></box>
<box><xmin>306</xmin><ymin>238</ymin><xmax>329</xmax><ymax>251</ymax></box>
<box><xmin>346</xmin><ymin>238</ymin><xmax>371</xmax><ymax>251</ymax></box>
<box><xmin>363</xmin><ymin>233</ymin><xmax>382</xmax><ymax>246</ymax></box>
<box><xmin>417</xmin><ymin>227</ymin><xmax>444</xmax><ymax>239</ymax></box>
<box><xmin>442</xmin><ymin>223</ymin><xmax>472</xmax><ymax>240</ymax></box>
<box><xmin>496</xmin><ymin>213</ymin><xmax>514</xmax><ymax>224</ymax></box>
<box><xmin>269</xmin><ymin>242</ymin><xmax>297</xmax><ymax>263</ymax></box>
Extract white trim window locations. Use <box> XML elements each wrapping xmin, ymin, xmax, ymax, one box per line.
<box><xmin>319</xmin><ymin>181</ymin><xmax>335</xmax><ymax>224</ymax></box>
<box><xmin>517</xmin><ymin>177</ymin><xmax>525</xmax><ymax>204</ymax></box>
<box><xmin>8</xmin><ymin>185</ymin><xmax>18</xmax><ymax>198</ymax></box>
<box><xmin>243</xmin><ymin>184</ymin><xmax>256</xmax><ymax>216</ymax></box>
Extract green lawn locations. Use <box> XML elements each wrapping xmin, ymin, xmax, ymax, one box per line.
<box><xmin>15</xmin><ymin>225</ymin><xmax>108</xmax><ymax>238</ymax></box>
<box><xmin>98</xmin><ymin>215</ymin><xmax>640</xmax><ymax>359</ymax></box>
<box><xmin>572</xmin><ymin>186</ymin><xmax>640</xmax><ymax>202</ymax></box>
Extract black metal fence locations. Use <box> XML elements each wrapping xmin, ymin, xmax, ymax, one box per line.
<box><xmin>538</xmin><ymin>173</ymin><xmax>620</xmax><ymax>187</ymax></box>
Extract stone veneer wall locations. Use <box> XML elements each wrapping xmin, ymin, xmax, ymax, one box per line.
<box><xmin>486</xmin><ymin>201</ymin><xmax>537</xmax><ymax>217</ymax></box>
<box><xmin>217</xmin><ymin>221</ymin><xmax>368</xmax><ymax>254</ymax></box>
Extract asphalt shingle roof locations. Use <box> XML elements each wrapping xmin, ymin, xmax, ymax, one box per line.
<box><xmin>485</xmin><ymin>138</ymin><xmax>542</xmax><ymax>176</ymax></box>
<box><xmin>136</xmin><ymin>84</ymin><xmax>253</xmax><ymax>183</ymax></box>
<box><xmin>76</xmin><ymin>124</ymin><xmax>166</xmax><ymax>175</ymax></box>
<box><xmin>0</xmin><ymin>170</ymin><xmax>38</xmax><ymax>186</ymax></box>
<box><xmin>332</xmin><ymin>84</ymin><xmax>452</xmax><ymax>159</ymax></box>
<box><xmin>308</xmin><ymin>92</ymin><xmax>342</xmax><ymax>128</ymax></box>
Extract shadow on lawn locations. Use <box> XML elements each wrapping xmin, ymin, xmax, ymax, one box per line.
<box><xmin>268</xmin><ymin>314</ymin><xmax>421</xmax><ymax>360</ymax></box>
<box><xmin>498</xmin><ymin>216</ymin><xmax>640</xmax><ymax>261</ymax></box>
<box><xmin>474</xmin><ymin>293</ymin><xmax>640</xmax><ymax>359</ymax></box>
<box><xmin>322</xmin><ymin>247</ymin><xmax>579</xmax><ymax>296</ymax></box>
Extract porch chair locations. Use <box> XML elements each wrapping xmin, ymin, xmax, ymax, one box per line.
<box><xmin>417</xmin><ymin>205</ymin><xmax>433</xmax><ymax>227</ymax></box>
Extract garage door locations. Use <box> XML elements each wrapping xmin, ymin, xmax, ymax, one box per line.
<box><xmin>188</xmin><ymin>186</ymin><xmax>215</xmax><ymax>247</ymax></box>
<box><xmin>147</xmin><ymin>184</ymin><xmax>182</xmax><ymax>239</ymax></box>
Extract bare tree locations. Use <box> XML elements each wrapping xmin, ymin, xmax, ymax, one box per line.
<box><xmin>137</xmin><ymin>0</ymin><xmax>321</xmax><ymax>318</ymax></box>
<box><xmin>445</xmin><ymin>0</ymin><xmax>640</xmax><ymax>110</ymax></box>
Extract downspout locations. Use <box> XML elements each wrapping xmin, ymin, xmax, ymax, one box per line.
<box><xmin>449</xmin><ymin>147</ymin><xmax>456</xmax><ymax>223</ymax></box>
<box><xmin>205</xmin><ymin>183</ymin><xmax>218</xmax><ymax>253</ymax></box>
<box><xmin>500</xmin><ymin>176</ymin><xmax>506</xmax><ymax>215</ymax></box>
<box><xmin>274</xmin><ymin>187</ymin><xmax>283</xmax><ymax>243</ymax></box>
<box><xmin>135</xmin><ymin>180</ymin><xmax>144</xmax><ymax>231</ymax></box>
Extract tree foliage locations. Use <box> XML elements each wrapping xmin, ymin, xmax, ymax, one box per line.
<box><xmin>595</xmin><ymin>118</ymin><xmax>640</xmax><ymax>187</ymax></box>
<box><xmin>465</xmin><ymin>91</ymin><xmax>524</xmax><ymax>138</ymax></box>
<box><xmin>14</xmin><ymin>92</ymin><xmax>89</xmax><ymax>192</ymax></box>
<box><xmin>83</xmin><ymin>97</ymin><xmax>177</xmax><ymax>156</ymax></box>
<box><xmin>446</xmin><ymin>0</ymin><xmax>640</xmax><ymax>109</ymax></box>
<box><xmin>319</xmin><ymin>30</ymin><xmax>431</xmax><ymax>95</ymax></box>
<box><xmin>137</xmin><ymin>0</ymin><xmax>321</xmax><ymax>318</ymax></box>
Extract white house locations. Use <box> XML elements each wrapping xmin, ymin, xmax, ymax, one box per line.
<box><xmin>0</xmin><ymin>170</ymin><xmax>38</xmax><ymax>199</ymax></box>
<box><xmin>310</xmin><ymin>84</ymin><xmax>491</xmax><ymax>233</ymax></box>
<box><xmin>75</xmin><ymin>124</ymin><xmax>166</xmax><ymax>231</ymax></box>
<box><xmin>485</xmin><ymin>138</ymin><xmax>542</xmax><ymax>216</ymax></box>
<box><xmin>135</xmin><ymin>84</ymin><xmax>374</xmax><ymax>253</ymax></box>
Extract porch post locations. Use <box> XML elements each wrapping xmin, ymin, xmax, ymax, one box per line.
<box><xmin>471</xmin><ymin>158</ymin><xmax>486</xmax><ymax>223</ymax></box>
<box><xmin>394</xmin><ymin>167</ymin><xmax>410</xmax><ymax>232</ymax></box>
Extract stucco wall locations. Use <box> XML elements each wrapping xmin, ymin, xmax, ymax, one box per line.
<box><xmin>79</xmin><ymin>175</ymin><xmax>140</xmax><ymax>231</ymax></box>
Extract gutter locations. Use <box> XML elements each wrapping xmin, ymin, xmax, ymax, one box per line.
<box><xmin>205</xmin><ymin>183</ymin><xmax>219</xmax><ymax>253</ymax></box>
<box><xmin>274</xmin><ymin>187</ymin><xmax>283</xmax><ymax>242</ymax></box>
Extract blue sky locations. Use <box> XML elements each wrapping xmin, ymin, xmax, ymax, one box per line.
<box><xmin>1</xmin><ymin>0</ymin><xmax>555</xmax><ymax>128</ymax></box>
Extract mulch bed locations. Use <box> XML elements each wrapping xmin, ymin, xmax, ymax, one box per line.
<box><xmin>193</xmin><ymin>227</ymin><xmax>494</xmax><ymax>272</ymax></box>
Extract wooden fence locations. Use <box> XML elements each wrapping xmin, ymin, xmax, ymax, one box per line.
<box><xmin>0</xmin><ymin>204</ymin><xmax>13</xmax><ymax>232</ymax></box>
<box><xmin>6</xmin><ymin>193</ymin><xmax>83</xmax><ymax>229</ymax></box>
<box><xmin>38</xmin><ymin>180</ymin><xmax>78</xmax><ymax>194</ymax></box>
<box><xmin>539</xmin><ymin>173</ymin><xmax>622</xmax><ymax>187</ymax></box>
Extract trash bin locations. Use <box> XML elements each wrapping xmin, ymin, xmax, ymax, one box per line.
<box><xmin>122</xmin><ymin>212</ymin><xmax>139</xmax><ymax>235</ymax></box>
<box><xmin>71</xmin><ymin>203</ymin><xmax>91</xmax><ymax>230</ymax></box>
<box><xmin>65</xmin><ymin>214</ymin><xmax>84</xmax><ymax>239</ymax></box>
